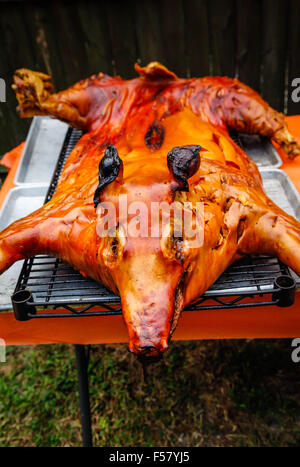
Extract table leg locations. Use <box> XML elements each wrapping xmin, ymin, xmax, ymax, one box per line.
<box><xmin>74</xmin><ymin>344</ymin><xmax>93</xmax><ymax>447</ymax></box>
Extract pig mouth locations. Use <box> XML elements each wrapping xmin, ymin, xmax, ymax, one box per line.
<box><xmin>129</xmin><ymin>336</ymin><xmax>169</xmax><ymax>358</ymax></box>
<box><xmin>171</xmin><ymin>271</ymin><xmax>187</xmax><ymax>335</ymax></box>
<box><xmin>136</xmin><ymin>349</ymin><xmax>165</xmax><ymax>363</ymax></box>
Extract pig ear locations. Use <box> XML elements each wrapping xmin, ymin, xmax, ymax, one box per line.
<box><xmin>94</xmin><ymin>145</ymin><xmax>123</xmax><ymax>208</ymax></box>
<box><xmin>134</xmin><ymin>61</ymin><xmax>178</xmax><ymax>80</ymax></box>
<box><xmin>167</xmin><ymin>145</ymin><xmax>201</xmax><ymax>192</ymax></box>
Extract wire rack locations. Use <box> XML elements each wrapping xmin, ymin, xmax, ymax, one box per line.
<box><xmin>12</xmin><ymin>129</ymin><xmax>297</xmax><ymax>320</ymax></box>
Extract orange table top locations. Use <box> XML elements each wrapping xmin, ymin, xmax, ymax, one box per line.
<box><xmin>0</xmin><ymin>117</ymin><xmax>300</xmax><ymax>346</ymax></box>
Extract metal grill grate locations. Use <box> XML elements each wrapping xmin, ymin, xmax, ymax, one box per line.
<box><xmin>12</xmin><ymin>129</ymin><xmax>296</xmax><ymax>320</ymax></box>
<box><xmin>44</xmin><ymin>127</ymin><xmax>82</xmax><ymax>202</ymax></box>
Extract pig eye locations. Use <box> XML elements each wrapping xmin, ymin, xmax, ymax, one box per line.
<box><xmin>160</xmin><ymin>222</ymin><xmax>187</xmax><ymax>263</ymax></box>
<box><xmin>98</xmin><ymin>224</ymin><xmax>126</xmax><ymax>268</ymax></box>
<box><xmin>171</xmin><ymin>234</ymin><xmax>186</xmax><ymax>262</ymax></box>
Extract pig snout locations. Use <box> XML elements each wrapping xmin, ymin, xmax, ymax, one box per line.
<box><xmin>121</xmin><ymin>285</ymin><xmax>175</xmax><ymax>357</ymax></box>
<box><xmin>114</xmin><ymin>249</ymin><xmax>183</xmax><ymax>357</ymax></box>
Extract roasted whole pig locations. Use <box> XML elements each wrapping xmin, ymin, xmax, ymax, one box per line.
<box><xmin>1</xmin><ymin>62</ymin><xmax>300</xmax><ymax>357</ymax></box>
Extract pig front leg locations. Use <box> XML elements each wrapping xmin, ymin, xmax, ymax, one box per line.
<box><xmin>0</xmin><ymin>202</ymin><xmax>63</xmax><ymax>274</ymax></box>
<box><xmin>237</xmin><ymin>201</ymin><xmax>300</xmax><ymax>277</ymax></box>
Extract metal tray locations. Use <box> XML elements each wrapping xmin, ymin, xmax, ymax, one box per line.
<box><xmin>261</xmin><ymin>169</ymin><xmax>300</xmax><ymax>219</ymax></box>
<box><xmin>239</xmin><ymin>133</ymin><xmax>282</xmax><ymax>168</ymax></box>
<box><xmin>261</xmin><ymin>169</ymin><xmax>300</xmax><ymax>285</ymax></box>
<box><xmin>0</xmin><ymin>185</ymin><xmax>48</xmax><ymax>310</ymax></box>
<box><xmin>14</xmin><ymin>116</ymin><xmax>69</xmax><ymax>186</ymax></box>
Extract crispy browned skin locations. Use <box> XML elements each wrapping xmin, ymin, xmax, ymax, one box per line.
<box><xmin>0</xmin><ymin>62</ymin><xmax>299</xmax><ymax>357</ymax></box>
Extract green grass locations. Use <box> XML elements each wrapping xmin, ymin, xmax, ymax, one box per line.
<box><xmin>0</xmin><ymin>339</ymin><xmax>299</xmax><ymax>446</ymax></box>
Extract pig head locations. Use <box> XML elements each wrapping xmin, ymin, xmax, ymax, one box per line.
<box><xmin>95</xmin><ymin>144</ymin><xmax>202</xmax><ymax>357</ymax></box>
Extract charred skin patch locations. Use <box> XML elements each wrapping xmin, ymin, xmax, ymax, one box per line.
<box><xmin>167</xmin><ymin>145</ymin><xmax>201</xmax><ymax>192</ymax></box>
<box><xmin>145</xmin><ymin>121</ymin><xmax>165</xmax><ymax>149</ymax></box>
<box><xmin>94</xmin><ymin>145</ymin><xmax>123</xmax><ymax>208</ymax></box>
<box><xmin>171</xmin><ymin>270</ymin><xmax>187</xmax><ymax>334</ymax></box>
<box><xmin>161</xmin><ymin>231</ymin><xmax>186</xmax><ymax>264</ymax></box>
<box><xmin>98</xmin><ymin>224</ymin><xmax>126</xmax><ymax>269</ymax></box>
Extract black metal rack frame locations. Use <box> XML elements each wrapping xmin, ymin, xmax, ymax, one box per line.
<box><xmin>11</xmin><ymin>128</ymin><xmax>297</xmax><ymax>320</ymax></box>
<box><xmin>10</xmin><ymin>127</ymin><xmax>298</xmax><ymax>447</ymax></box>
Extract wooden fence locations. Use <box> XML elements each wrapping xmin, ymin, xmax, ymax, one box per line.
<box><xmin>0</xmin><ymin>0</ymin><xmax>299</xmax><ymax>155</ymax></box>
